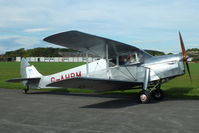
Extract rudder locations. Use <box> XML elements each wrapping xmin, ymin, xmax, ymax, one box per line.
<box><xmin>20</xmin><ymin>58</ymin><xmax>42</xmax><ymax>78</ymax></box>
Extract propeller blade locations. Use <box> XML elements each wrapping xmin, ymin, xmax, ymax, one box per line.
<box><xmin>179</xmin><ymin>31</ymin><xmax>192</xmax><ymax>81</ymax></box>
<box><xmin>179</xmin><ymin>32</ymin><xmax>187</xmax><ymax>62</ymax></box>
<box><xmin>185</xmin><ymin>62</ymin><xmax>192</xmax><ymax>81</ymax></box>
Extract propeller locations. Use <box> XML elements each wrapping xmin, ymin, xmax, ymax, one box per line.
<box><xmin>179</xmin><ymin>31</ymin><xmax>192</xmax><ymax>81</ymax></box>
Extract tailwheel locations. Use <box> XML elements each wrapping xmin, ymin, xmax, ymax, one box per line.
<box><xmin>139</xmin><ymin>90</ymin><xmax>151</xmax><ymax>104</ymax></box>
<box><xmin>23</xmin><ymin>89</ymin><xmax>29</xmax><ymax>94</ymax></box>
<box><xmin>151</xmin><ymin>89</ymin><xmax>164</xmax><ymax>100</ymax></box>
<box><xmin>23</xmin><ymin>84</ymin><xmax>29</xmax><ymax>94</ymax></box>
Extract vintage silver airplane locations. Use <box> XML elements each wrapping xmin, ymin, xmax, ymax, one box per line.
<box><xmin>7</xmin><ymin>31</ymin><xmax>191</xmax><ymax>103</ymax></box>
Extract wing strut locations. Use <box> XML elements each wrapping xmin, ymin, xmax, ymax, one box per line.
<box><xmin>105</xmin><ymin>44</ymin><xmax>110</xmax><ymax>78</ymax></box>
<box><xmin>116</xmin><ymin>56</ymin><xmax>119</xmax><ymax>66</ymax></box>
<box><xmin>86</xmin><ymin>51</ymin><xmax>89</xmax><ymax>77</ymax></box>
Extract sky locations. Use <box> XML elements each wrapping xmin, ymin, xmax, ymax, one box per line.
<box><xmin>0</xmin><ymin>0</ymin><xmax>199</xmax><ymax>54</ymax></box>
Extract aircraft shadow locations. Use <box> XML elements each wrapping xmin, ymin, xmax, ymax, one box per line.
<box><xmin>81</xmin><ymin>98</ymin><xmax>139</xmax><ymax>108</ymax></box>
<box><xmin>28</xmin><ymin>90</ymin><xmax>160</xmax><ymax>109</ymax></box>
<box><xmin>28</xmin><ymin>90</ymin><xmax>134</xmax><ymax>99</ymax></box>
<box><xmin>29</xmin><ymin>88</ymin><xmax>139</xmax><ymax>98</ymax></box>
<box><xmin>27</xmin><ymin>87</ymin><xmax>199</xmax><ymax>109</ymax></box>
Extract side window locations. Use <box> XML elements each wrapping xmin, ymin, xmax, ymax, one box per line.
<box><xmin>119</xmin><ymin>55</ymin><xmax>128</xmax><ymax>65</ymax></box>
<box><xmin>125</xmin><ymin>52</ymin><xmax>140</xmax><ymax>65</ymax></box>
<box><xmin>109</xmin><ymin>56</ymin><xmax>127</xmax><ymax>66</ymax></box>
<box><xmin>109</xmin><ymin>51</ymin><xmax>144</xmax><ymax>66</ymax></box>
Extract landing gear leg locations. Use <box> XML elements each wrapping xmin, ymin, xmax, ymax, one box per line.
<box><xmin>139</xmin><ymin>68</ymin><xmax>151</xmax><ymax>104</ymax></box>
<box><xmin>151</xmin><ymin>84</ymin><xmax>164</xmax><ymax>100</ymax></box>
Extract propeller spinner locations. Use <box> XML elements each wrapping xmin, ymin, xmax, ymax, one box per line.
<box><xmin>179</xmin><ymin>32</ymin><xmax>192</xmax><ymax>81</ymax></box>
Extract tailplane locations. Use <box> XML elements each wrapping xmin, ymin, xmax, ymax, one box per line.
<box><xmin>6</xmin><ymin>58</ymin><xmax>42</xmax><ymax>89</ymax></box>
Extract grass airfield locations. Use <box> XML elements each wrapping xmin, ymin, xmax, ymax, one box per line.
<box><xmin>0</xmin><ymin>62</ymin><xmax>198</xmax><ymax>99</ymax></box>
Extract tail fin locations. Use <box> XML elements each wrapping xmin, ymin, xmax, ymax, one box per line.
<box><xmin>20</xmin><ymin>58</ymin><xmax>42</xmax><ymax>78</ymax></box>
<box><xmin>6</xmin><ymin>58</ymin><xmax>42</xmax><ymax>88</ymax></box>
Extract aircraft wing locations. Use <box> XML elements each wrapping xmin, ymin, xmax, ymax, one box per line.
<box><xmin>43</xmin><ymin>30</ymin><xmax>151</xmax><ymax>58</ymax></box>
<box><xmin>46</xmin><ymin>77</ymin><xmax>143</xmax><ymax>91</ymax></box>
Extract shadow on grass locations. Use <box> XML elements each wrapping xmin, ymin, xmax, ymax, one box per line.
<box><xmin>164</xmin><ymin>87</ymin><xmax>199</xmax><ymax>99</ymax></box>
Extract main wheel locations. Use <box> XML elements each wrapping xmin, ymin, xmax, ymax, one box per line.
<box><xmin>139</xmin><ymin>91</ymin><xmax>151</xmax><ymax>104</ymax></box>
<box><xmin>151</xmin><ymin>89</ymin><xmax>164</xmax><ymax>100</ymax></box>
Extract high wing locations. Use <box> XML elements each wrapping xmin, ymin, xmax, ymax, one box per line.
<box><xmin>43</xmin><ymin>30</ymin><xmax>151</xmax><ymax>59</ymax></box>
<box><xmin>47</xmin><ymin>77</ymin><xmax>143</xmax><ymax>91</ymax></box>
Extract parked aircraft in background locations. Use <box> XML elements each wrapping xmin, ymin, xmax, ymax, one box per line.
<box><xmin>7</xmin><ymin>31</ymin><xmax>191</xmax><ymax>103</ymax></box>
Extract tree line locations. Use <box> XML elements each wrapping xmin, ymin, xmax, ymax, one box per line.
<box><xmin>1</xmin><ymin>47</ymin><xmax>76</xmax><ymax>57</ymax></box>
<box><xmin>1</xmin><ymin>47</ymin><xmax>166</xmax><ymax>57</ymax></box>
<box><xmin>1</xmin><ymin>47</ymin><xmax>198</xmax><ymax>61</ymax></box>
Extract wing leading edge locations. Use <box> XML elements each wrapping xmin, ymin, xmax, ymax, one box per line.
<box><xmin>47</xmin><ymin>77</ymin><xmax>143</xmax><ymax>91</ymax></box>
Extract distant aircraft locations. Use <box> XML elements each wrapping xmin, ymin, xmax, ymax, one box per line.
<box><xmin>7</xmin><ymin>31</ymin><xmax>191</xmax><ymax>103</ymax></box>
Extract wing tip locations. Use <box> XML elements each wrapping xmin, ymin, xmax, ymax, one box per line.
<box><xmin>43</xmin><ymin>30</ymin><xmax>81</xmax><ymax>42</ymax></box>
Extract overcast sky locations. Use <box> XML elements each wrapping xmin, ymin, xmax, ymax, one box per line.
<box><xmin>0</xmin><ymin>0</ymin><xmax>199</xmax><ymax>54</ymax></box>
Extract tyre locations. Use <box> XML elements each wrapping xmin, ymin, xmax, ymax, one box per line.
<box><xmin>139</xmin><ymin>90</ymin><xmax>151</xmax><ymax>104</ymax></box>
<box><xmin>151</xmin><ymin>89</ymin><xmax>164</xmax><ymax>100</ymax></box>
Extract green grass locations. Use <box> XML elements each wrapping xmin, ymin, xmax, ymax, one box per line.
<box><xmin>162</xmin><ymin>63</ymin><xmax>199</xmax><ymax>98</ymax></box>
<box><xmin>0</xmin><ymin>62</ymin><xmax>199</xmax><ymax>99</ymax></box>
<box><xmin>0</xmin><ymin>62</ymin><xmax>84</xmax><ymax>89</ymax></box>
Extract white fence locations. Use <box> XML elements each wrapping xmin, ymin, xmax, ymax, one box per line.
<box><xmin>16</xmin><ymin>57</ymin><xmax>99</xmax><ymax>62</ymax></box>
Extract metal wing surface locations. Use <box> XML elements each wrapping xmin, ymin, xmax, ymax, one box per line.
<box><xmin>43</xmin><ymin>30</ymin><xmax>151</xmax><ymax>58</ymax></box>
<box><xmin>46</xmin><ymin>77</ymin><xmax>143</xmax><ymax>91</ymax></box>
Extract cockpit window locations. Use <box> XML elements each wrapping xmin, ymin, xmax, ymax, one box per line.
<box><xmin>109</xmin><ymin>49</ymin><xmax>152</xmax><ymax>66</ymax></box>
<box><xmin>120</xmin><ymin>52</ymin><xmax>140</xmax><ymax>65</ymax></box>
<box><xmin>110</xmin><ymin>52</ymin><xmax>141</xmax><ymax>66</ymax></box>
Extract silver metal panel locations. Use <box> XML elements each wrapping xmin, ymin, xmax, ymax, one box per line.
<box><xmin>110</xmin><ymin>66</ymin><xmax>137</xmax><ymax>81</ymax></box>
<box><xmin>143</xmin><ymin>54</ymin><xmax>185</xmax><ymax>79</ymax></box>
<box><xmin>110</xmin><ymin>65</ymin><xmax>159</xmax><ymax>82</ymax></box>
